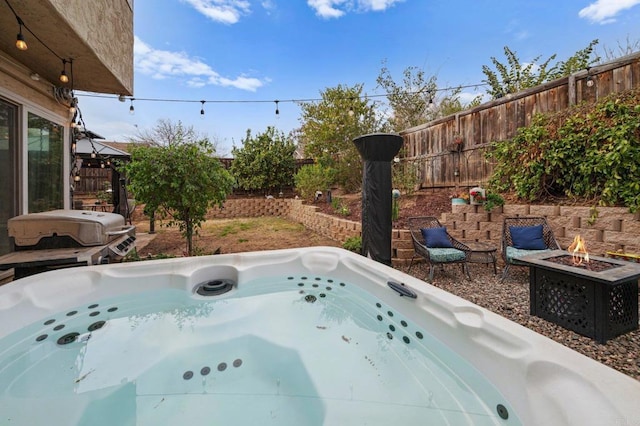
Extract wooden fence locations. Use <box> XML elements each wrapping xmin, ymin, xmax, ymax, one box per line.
<box><xmin>400</xmin><ymin>52</ymin><xmax>640</xmax><ymax>191</ymax></box>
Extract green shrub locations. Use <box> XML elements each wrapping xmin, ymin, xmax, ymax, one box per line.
<box><xmin>342</xmin><ymin>235</ymin><xmax>362</xmax><ymax>253</ymax></box>
<box><xmin>294</xmin><ymin>163</ymin><xmax>336</xmax><ymax>201</ymax></box>
<box><xmin>392</xmin><ymin>159</ymin><xmax>419</xmax><ymax>195</ymax></box>
<box><xmin>483</xmin><ymin>193</ymin><xmax>505</xmax><ymax>212</ymax></box>
<box><xmin>487</xmin><ymin>89</ymin><xmax>640</xmax><ymax>212</ymax></box>
<box><xmin>331</xmin><ymin>197</ymin><xmax>351</xmax><ymax>216</ymax></box>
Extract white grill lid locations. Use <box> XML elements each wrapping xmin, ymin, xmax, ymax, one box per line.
<box><xmin>8</xmin><ymin>209</ymin><xmax>126</xmax><ymax>247</ymax></box>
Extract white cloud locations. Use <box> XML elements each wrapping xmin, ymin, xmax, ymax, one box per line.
<box><xmin>308</xmin><ymin>0</ymin><xmax>347</xmax><ymax>18</ymax></box>
<box><xmin>181</xmin><ymin>0</ymin><xmax>251</xmax><ymax>24</ymax></box>
<box><xmin>308</xmin><ymin>0</ymin><xmax>403</xmax><ymax>19</ymax></box>
<box><xmin>578</xmin><ymin>0</ymin><xmax>640</xmax><ymax>24</ymax></box>
<box><xmin>134</xmin><ymin>37</ymin><xmax>264</xmax><ymax>92</ymax></box>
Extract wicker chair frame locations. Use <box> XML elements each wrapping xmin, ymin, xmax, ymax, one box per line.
<box><xmin>501</xmin><ymin>216</ymin><xmax>561</xmax><ymax>281</ymax></box>
<box><xmin>407</xmin><ymin>216</ymin><xmax>471</xmax><ymax>281</ymax></box>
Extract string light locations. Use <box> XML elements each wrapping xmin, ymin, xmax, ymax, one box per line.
<box><xmin>59</xmin><ymin>59</ymin><xmax>69</xmax><ymax>83</ymax></box>
<box><xmin>200</xmin><ymin>100</ymin><xmax>205</xmax><ymax>117</ymax></box>
<box><xmin>585</xmin><ymin>67</ymin><xmax>595</xmax><ymax>87</ymax></box>
<box><xmin>15</xmin><ymin>16</ymin><xmax>27</xmax><ymax>50</ymax></box>
<box><xmin>274</xmin><ymin>100</ymin><xmax>280</xmax><ymax>118</ymax></box>
<box><xmin>129</xmin><ymin>98</ymin><xmax>135</xmax><ymax>115</ymax></box>
<box><xmin>83</xmin><ymin>81</ymin><xmax>489</xmax><ymax>113</ymax></box>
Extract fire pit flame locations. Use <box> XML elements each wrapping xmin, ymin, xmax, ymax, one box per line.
<box><xmin>568</xmin><ymin>235</ymin><xmax>589</xmax><ymax>265</ymax></box>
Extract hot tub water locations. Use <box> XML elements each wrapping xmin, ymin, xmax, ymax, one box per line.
<box><xmin>0</xmin><ymin>274</ymin><xmax>514</xmax><ymax>425</ymax></box>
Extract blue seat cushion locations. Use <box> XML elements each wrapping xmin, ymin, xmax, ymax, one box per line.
<box><xmin>421</xmin><ymin>227</ymin><xmax>454</xmax><ymax>248</ymax></box>
<box><xmin>506</xmin><ymin>246</ymin><xmax>552</xmax><ymax>263</ymax></box>
<box><xmin>426</xmin><ymin>248</ymin><xmax>466</xmax><ymax>263</ymax></box>
<box><xmin>509</xmin><ymin>225</ymin><xmax>547</xmax><ymax>250</ymax></box>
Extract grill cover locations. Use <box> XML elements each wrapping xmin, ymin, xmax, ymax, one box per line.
<box><xmin>9</xmin><ymin>210</ymin><xmax>127</xmax><ymax>247</ymax></box>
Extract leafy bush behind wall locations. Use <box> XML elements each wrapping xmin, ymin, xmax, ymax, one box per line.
<box><xmin>487</xmin><ymin>89</ymin><xmax>640</xmax><ymax>212</ymax></box>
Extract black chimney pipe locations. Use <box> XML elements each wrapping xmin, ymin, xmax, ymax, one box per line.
<box><xmin>353</xmin><ymin>133</ymin><xmax>403</xmax><ymax>265</ymax></box>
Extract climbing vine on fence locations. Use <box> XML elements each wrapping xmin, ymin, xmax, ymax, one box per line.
<box><xmin>487</xmin><ymin>89</ymin><xmax>640</xmax><ymax>212</ymax></box>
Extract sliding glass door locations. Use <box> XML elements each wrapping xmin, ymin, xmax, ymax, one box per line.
<box><xmin>0</xmin><ymin>100</ymin><xmax>18</xmax><ymax>255</ymax></box>
<box><xmin>27</xmin><ymin>112</ymin><xmax>64</xmax><ymax>212</ymax></box>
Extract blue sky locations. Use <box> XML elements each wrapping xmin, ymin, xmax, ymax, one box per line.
<box><xmin>77</xmin><ymin>0</ymin><xmax>640</xmax><ymax>155</ymax></box>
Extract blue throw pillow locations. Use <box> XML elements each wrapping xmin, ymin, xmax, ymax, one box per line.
<box><xmin>421</xmin><ymin>227</ymin><xmax>453</xmax><ymax>248</ymax></box>
<box><xmin>510</xmin><ymin>225</ymin><xmax>547</xmax><ymax>250</ymax></box>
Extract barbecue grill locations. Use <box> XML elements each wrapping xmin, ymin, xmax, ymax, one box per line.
<box><xmin>0</xmin><ymin>210</ymin><xmax>136</xmax><ymax>279</ymax></box>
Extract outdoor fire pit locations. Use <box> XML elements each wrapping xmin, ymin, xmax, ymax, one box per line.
<box><xmin>519</xmin><ymin>250</ymin><xmax>640</xmax><ymax>344</ymax></box>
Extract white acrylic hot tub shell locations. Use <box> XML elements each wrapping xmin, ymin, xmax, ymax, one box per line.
<box><xmin>0</xmin><ymin>246</ymin><xmax>638</xmax><ymax>425</ymax></box>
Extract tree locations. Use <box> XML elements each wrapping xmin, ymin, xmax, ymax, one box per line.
<box><xmin>376</xmin><ymin>62</ymin><xmax>483</xmax><ymax>131</ymax></box>
<box><xmin>125</xmin><ymin>139</ymin><xmax>234</xmax><ymax>256</ymax></box>
<box><xmin>230</xmin><ymin>126</ymin><xmax>297</xmax><ymax>195</ymax></box>
<box><xmin>548</xmin><ymin>39</ymin><xmax>600</xmax><ymax>80</ymax></box>
<box><xmin>482</xmin><ymin>46</ymin><xmax>557</xmax><ymax>99</ymax></box>
<box><xmin>436</xmin><ymin>86</ymin><xmax>483</xmax><ymax>117</ymax></box>
<box><xmin>601</xmin><ymin>36</ymin><xmax>640</xmax><ymax>61</ymax></box>
<box><xmin>482</xmin><ymin>41</ymin><xmax>601</xmax><ymax>99</ymax></box>
<box><xmin>128</xmin><ymin>118</ymin><xmax>227</xmax><ymax>155</ymax></box>
<box><xmin>298</xmin><ymin>83</ymin><xmax>388</xmax><ymax>192</ymax></box>
<box><xmin>376</xmin><ymin>61</ymin><xmax>437</xmax><ymax>130</ymax></box>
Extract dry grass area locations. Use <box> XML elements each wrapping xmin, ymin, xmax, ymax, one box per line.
<box><xmin>134</xmin><ymin>216</ymin><xmax>341</xmax><ymax>257</ymax></box>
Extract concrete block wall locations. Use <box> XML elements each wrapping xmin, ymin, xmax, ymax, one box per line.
<box><xmin>287</xmin><ymin>199</ymin><xmax>362</xmax><ymax>242</ymax></box>
<box><xmin>203</xmin><ymin>198</ymin><xmax>363</xmax><ymax>243</ymax></box>
<box><xmin>206</xmin><ymin>198</ymin><xmax>291</xmax><ymax>219</ymax></box>
<box><xmin>439</xmin><ymin>203</ymin><xmax>640</xmax><ymax>258</ymax></box>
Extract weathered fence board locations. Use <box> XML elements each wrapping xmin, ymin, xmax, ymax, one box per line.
<box><xmin>401</xmin><ymin>52</ymin><xmax>640</xmax><ymax>190</ymax></box>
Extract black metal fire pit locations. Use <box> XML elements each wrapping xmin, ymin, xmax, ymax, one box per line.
<box><xmin>519</xmin><ymin>251</ymin><xmax>640</xmax><ymax>344</ymax></box>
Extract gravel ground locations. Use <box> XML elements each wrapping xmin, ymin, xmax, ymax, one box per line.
<box><xmin>396</xmin><ymin>262</ymin><xmax>640</xmax><ymax>382</ymax></box>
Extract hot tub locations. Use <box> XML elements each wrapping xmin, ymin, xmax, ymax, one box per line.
<box><xmin>0</xmin><ymin>247</ymin><xmax>638</xmax><ymax>425</ymax></box>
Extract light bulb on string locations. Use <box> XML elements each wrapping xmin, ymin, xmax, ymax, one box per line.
<box><xmin>586</xmin><ymin>74</ymin><xmax>594</xmax><ymax>87</ymax></box>
<box><xmin>200</xmin><ymin>100</ymin><xmax>205</xmax><ymax>119</ymax></box>
<box><xmin>274</xmin><ymin>100</ymin><xmax>280</xmax><ymax>119</ymax></box>
<box><xmin>59</xmin><ymin>59</ymin><xmax>69</xmax><ymax>83</ymax></box>
<box><xmin>129</xmin><ymin>98</ymin><xmax>135</xmax><ymax>115</ymax></box>
<box><xmin>15</xmin><ymin>17</ymin><xmax>27</xmax><ymax>50</ymax></box>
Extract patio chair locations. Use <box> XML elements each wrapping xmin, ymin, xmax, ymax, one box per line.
<box><xmin>407</xmin><ymin>216</ymin><xmax>471</xmax><ymax>281</ymax></box>
<box><xmin>501</xmin><ymin>216</ymin><xmax>561</xmax><ymax>281</ymax></box>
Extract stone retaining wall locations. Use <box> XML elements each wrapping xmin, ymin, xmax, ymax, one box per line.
<box><xmin>138</xmin><ymin>198</ymin><xmax>639</xmax><ymax>267</ymax></box>
<box><xmin>442</xmin><ymin>204</ymin><xmax>640</xmax><ymax>261</ymax></box>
